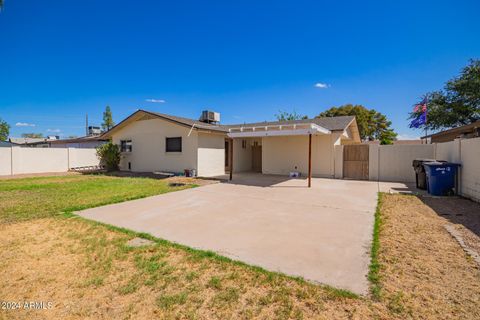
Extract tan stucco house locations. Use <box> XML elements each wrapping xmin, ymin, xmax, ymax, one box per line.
<box><xmin>101</xmin><ymin>110</ymin><xmax>361</xmax><ymax>179</ymax></box>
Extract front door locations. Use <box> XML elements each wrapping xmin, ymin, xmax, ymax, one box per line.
<box><xmin>252</xmin><ymin>145</ymin><xmax>262</xmax><ymax>172</ymax></box>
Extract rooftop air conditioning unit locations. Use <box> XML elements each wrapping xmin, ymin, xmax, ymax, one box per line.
<box><xmin>88</xmin><ymin>126</ymin><xmax>102</xmax><ymax>136</ymax></box>
<box><xmin>200</xmin><ymin>110</ymin><xmax>220</xmax><ymax>124</ymax></box>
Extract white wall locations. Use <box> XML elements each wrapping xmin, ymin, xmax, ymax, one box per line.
<box><xmin>233</xmin><ymin>138</ymin><xmax>256</xmax><ymax>173</ymax></box>
<box><xmin>69</xmin><ymin>148</ymin><xmax>101</xmax><ymax>168</ymax></box>
<box><xmin>12</xmin><ymin>147</ymin><xmax>69</xmax><ymax>174</ymax></box>
<box><xmin>334</xmin><ymin>145</ymin><xmax>343</xmax><ymax>179</ymax></box>
<box><xmin>0</xmin><ymin>148</ymin><xmax>12</xmax><ymax>175</ymax></box>
<box><xmin>112</xmin><ymin>118</ymin><xmax>199</xmax><ymax>173</ymax></box>
<box><xmin>435</xmin><ymin>140</ymin><xmax>461</xmax><ymax>163</ymax></box>
<box><xmin>366</xmin><ymin>138</ymin><xmax>480</xmax><ymax>202</ymax></box>
<box><xmin>458</xmin><ymin>138</ymin><xmax>480</xmax><ymax>202</ymax></box>
<box><xmin>197</xmin><ymin>133</ymin><xmax>225</xmax><ymax>177</ymax></box>
<box><xmin>262</xmin><ymin>134</ymin><xmax>336</xmax><ymax>177</ymax></box>
<box><xmin>369</xmin><ymin>144</ymin><xmax>435</xmax><ymax>182</ymax></box>
<box><xmin>0</xmin><ymin>147</ymin><xmax>99</xmax><ymax>176</ymax></box>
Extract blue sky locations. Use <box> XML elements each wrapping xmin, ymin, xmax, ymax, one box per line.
<box><xmin>1</xmin><ymin>0</ymin><xmax>479</xmax><ymax>139</ymax></box>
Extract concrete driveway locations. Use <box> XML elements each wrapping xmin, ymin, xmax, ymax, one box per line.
<box><xmin>78</xmin><ymin>174</ymin><xmax>405</xmax><ymax>294</ymax></box>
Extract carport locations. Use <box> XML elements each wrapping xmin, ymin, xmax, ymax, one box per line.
<box><xmin>227</xmin><ymin>122</ymin><xmax>331</xmax><ymax>187</ymax></box>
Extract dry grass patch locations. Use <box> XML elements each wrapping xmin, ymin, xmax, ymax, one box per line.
<box><xmin>1</xmin><ymin>176</ymin><xmax>479</xmax><ymax>319</ymax></box>
<box><xmin>0</xmin><ymin>218</ymin><xmax>381</xmax><ymax>320</ymax></box>
<box><xmin>379</xmin><ymin>194</ymin><xmax>480</xmax><ymax>318</ymax></box>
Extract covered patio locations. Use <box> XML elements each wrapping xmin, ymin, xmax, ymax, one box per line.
<box><xmin>226</xmin><ymin>122</ymin><xmax>333</xmax><ymax>187</ymax></box>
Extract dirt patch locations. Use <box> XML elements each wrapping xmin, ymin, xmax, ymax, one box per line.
<box><xmin>422</xmin><ymin>195</ymin><xmax>480</xmax><ymax>269</ymax></box>
<box><xmin>165</xmin><ymin>176</ymin><xmax>219</xmax><ymax>187</ymax></box>
<box><xmin>422</xmin><ymin>196</ymin><xmax>480</xmax><ymax>237</ymax></box>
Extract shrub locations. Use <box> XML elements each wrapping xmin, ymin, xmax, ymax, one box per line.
<box><xmin>96</xmin><ymin>141</ymin><xmax>121</xmax><ymax>171</ymax></box>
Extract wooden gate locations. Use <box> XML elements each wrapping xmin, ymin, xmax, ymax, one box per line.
<box><xmin>343</xmin><ymin>145</ymin><xmax>369</xmax><ymax>180</ymax></box>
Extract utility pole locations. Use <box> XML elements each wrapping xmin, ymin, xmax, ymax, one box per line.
<box><xmin>85</xmin><ymin>113</ymin><xmax>89</xmax><ymax>136</ymax></box>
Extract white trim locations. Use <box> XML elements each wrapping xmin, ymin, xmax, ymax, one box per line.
<box><xmin>227</xmin><ymin>123</ymin><xmax>331</xmax><ymax>138</ymax></box>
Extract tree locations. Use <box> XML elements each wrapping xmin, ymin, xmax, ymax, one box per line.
<box><xmin>0</xmin><ymin>1</ymin><xmax>4</xmax><ymax>10</ymax></box>
<box><xmin>317</xmin><ymin>104</ymin><xmax>397</xmax><ymax>144</ymax></box>
<box><xmin>96</xmin><ymin>142</ymin><xmax>121</xmax><ymax>171</ymax></box>
<box><xmin>0</xmin><ymin>118</ymin><xmax>9</xmax><ymax>141</ymax></box>
<box><xmin>21</xmin><ymin>133</ymin><xmax>43</xmax><ymax>138</ymax></box>
<box><xmin>275</xmin><ymin>110</ymin><xmax>308</xmax><ymax>121</ymax></box>
<box><xmin>409</xmin><ymin>59</ymin><xmax>480</xmax><ymax>131</ymax></box>
<box><xmin>102</xmin><ymin>106</ymin><xmax>115</xmax><ymax>131</ymax></box>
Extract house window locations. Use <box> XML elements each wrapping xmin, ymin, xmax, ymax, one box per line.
<box><xmin>166</xmin><ymin>137</ymin><xmax>182</xmax><ymax>152</ymax></box>
<box><xmin>120</xmin><ymin>140</ymin><xmax>132</xmax><ymax>152</ymax></box>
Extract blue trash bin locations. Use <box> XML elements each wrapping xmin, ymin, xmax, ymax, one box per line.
<box><xmin>423</xmin><ymin>162</ymin><xmax>461</xmax><ymax>196</ymax></box>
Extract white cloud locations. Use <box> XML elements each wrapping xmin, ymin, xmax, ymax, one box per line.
<box><xmin>15</xmin><ymin>122</ymin><xmax>36</xmax><ymax>127</ymax></box>
<box><xmin>145</xmin><ymin>98</ymin><xmax>166</xmax><ymax>103</ymax></box>
<box><xmin>314</xmin><ymin>82</ymin><xmax>329</xmax><ymax>89</ymax></box>
<box><xmin>46</xmin><ymin>129</ymin><xmax>61</xmax><ymax>133</ymax></box>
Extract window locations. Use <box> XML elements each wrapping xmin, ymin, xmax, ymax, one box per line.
<box><xmin>166</xmin><ymin>137</ymin><xmax>182</xmax><ymax>152</ymax></box>
<box><xmin>120</xmin><ymin>140</ymin><xmax>132</xmax><ymax>152</ymax></box>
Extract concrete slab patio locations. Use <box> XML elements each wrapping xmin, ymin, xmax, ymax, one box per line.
<box><xmin>77</xmin><ymin>174</ymin><xmax>409</xmax><ymax>294</ymax></box>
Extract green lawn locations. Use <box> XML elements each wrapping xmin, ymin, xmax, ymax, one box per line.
<box><xmin>0</xmin><ymin>174</ymin><xmax>193</xmax><ymax>223</ymax></box>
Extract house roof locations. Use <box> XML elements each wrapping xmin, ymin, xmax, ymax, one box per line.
<box><xmin>146</xmin><ymin>111</ymin><xmax>229</xmax><ymax>132</ymax></box>
<box><xmin>101</xmin><ymin>109</ymin><xmax>358</xmax><ymax>138</ymax></box>
<box><xmin>421</xmin><ymin>120</ymin><xmax>480</xmax><ymax>139</ymax></box>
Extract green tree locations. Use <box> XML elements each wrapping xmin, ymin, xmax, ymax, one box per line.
<box><xmin>275</xmin><ymin>110</ymin><xmax>308</xmax><ymax>121</ymax></box>
<box><xmin>96</xmin><ymin>142</ymin><xmax>121</xmax><ymax>171</ymax></box>
<box><xmin>21</xmin><ymin>133</ymin><xmax>43</xmax><ymax>138</ymax></box>
<box><xmin>0</xmin><ymin>117</ymin><xmax>10</xmax><ymax>141</ymax></box>
<box><xmin>102</xmin><ymin>106</ymin><xmax>115</xmax><ymax>131</ymax></box>
<box><xmin>409</xmin><ymin>59</ymin><xmax>480</xmax><ymax>131</ymax></box>
<box><xmin>317</xmin><ymin>104</ymin><xmax>397</xmax><ymax>144</ymax></box>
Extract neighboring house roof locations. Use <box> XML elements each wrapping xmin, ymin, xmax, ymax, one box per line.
<box><xmin>46</xmin><ymin>135</ymin><xmax>107</xmax><ymax>145</ymax></box>
<box><xmin>101</xmin><ymin>109</ymin><xmax>358</xmax><ymax>139</ymax></box>
<box><xmin>363</xmin><ymin>140</ymin><xmax>424</xmax><ymax>145</ymax></box>
<box><xmin>0</xmin><ymin>141</ymin><xmax>17</xmax><ymax>147</ymax></box>
<box><xmin>421</xmin><ymin>120</ymin><xmax>480</xmax><ymax>142</ymax></box>
<box><xmin>393</xmin><ymin>139</ymin><xmax>423</xmax><ymax>145</ymax></box>
<box><xmin>9</xmin><ymin>137</ymin><xmax>49</xmax><ymax>144</ymax></box>
<box><xmin>362</xmin><ymin>140</ymin><xmax>380</xmax><ymax>145</ymax></box>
